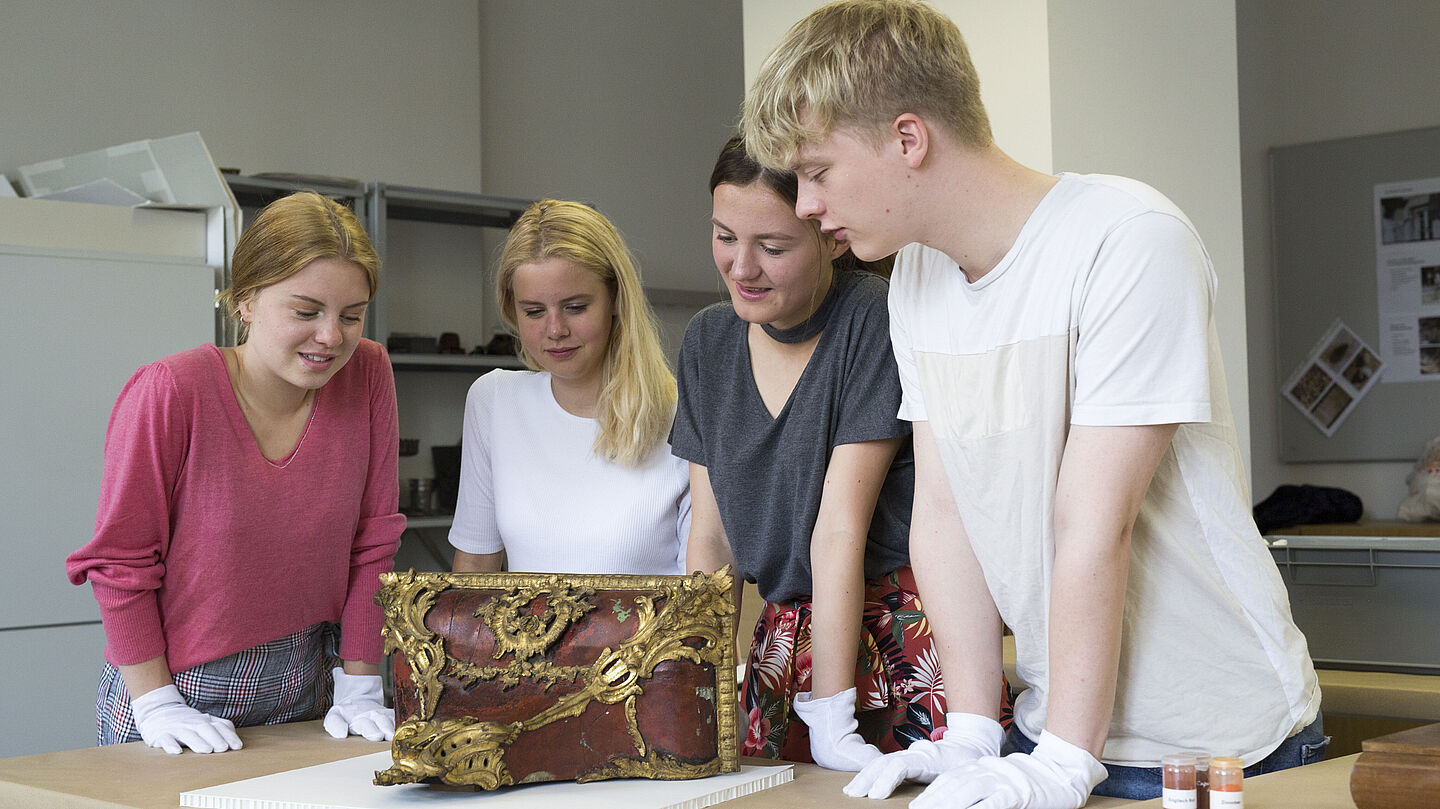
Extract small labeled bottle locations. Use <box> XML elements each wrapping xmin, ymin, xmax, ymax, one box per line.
<box><xmin>1208</xmin><ymin>756</ymin><xmax>1244</xmax><ymax>809</ymax></box>
<box><xmin>1161</xmin><ymin>752</ymin><xmax>1198</xmax><ymax>809</ymax></box>
<box><xmin>1192</xmin><ymin>753</ymin><xmax>1211</xmax><ymax>809</ymax></box>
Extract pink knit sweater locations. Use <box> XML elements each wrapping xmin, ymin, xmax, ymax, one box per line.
<box><xmin>66</xmin><ymin>341</ymin><xmax>405</xmax><ymax>673</ymax></box>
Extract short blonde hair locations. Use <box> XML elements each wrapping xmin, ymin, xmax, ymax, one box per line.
<box><xmin>742</xmin><ymin>0</ymin><xmax>992</xmax><ymax>169</ymax></box>
<box><xmin>496</xmin><ymin>200</ymin><xmax>677</xmax><ymax>466</ymax></box>
<box><xmin>219</xmin><ymin>191</ymin><xmax>379</xmax><ymax>343</ymax></box>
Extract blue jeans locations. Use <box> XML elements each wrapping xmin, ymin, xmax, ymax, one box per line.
<box><xmin>1001</xmin><ymin>713</ymin><xmax>1329</xmax><ymax>800</ymax></box>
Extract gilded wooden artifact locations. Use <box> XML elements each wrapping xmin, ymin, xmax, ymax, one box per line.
<box><xmin>373</xmin><ymin>568</ymin><xmax>739</xmax><ymax>789</ymax></box>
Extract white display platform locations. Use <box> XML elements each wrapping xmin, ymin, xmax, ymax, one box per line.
<box><xmin>179</xmin><ymin>752</ymin><xmax>792</xmax><ymax>809</ymax></box>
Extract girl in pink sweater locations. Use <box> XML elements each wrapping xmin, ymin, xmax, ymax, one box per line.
<box><xmin>66</xmin><ymin>192</ymin><xmax>405</xmax><ymax>754</ymax></box>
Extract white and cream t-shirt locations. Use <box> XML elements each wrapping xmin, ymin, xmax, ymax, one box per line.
<box><xmin>889</xmin><ymin>173</ymin><xmax>1319</xmax><ymax>766</ymax></box>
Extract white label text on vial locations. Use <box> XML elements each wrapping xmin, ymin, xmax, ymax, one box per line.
<box><xmin>1210</xmin><ymin>789</ymin><xmax>1242</xmax><ymax>809</ymax></box>
<box><xmin>1162</xmin><ymin>787</ymin><xmax>1198</xmax><ymax>809</ymax></box>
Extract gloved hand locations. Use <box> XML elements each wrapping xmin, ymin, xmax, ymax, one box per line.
<box><xmin>910</xmin><ymin>730</ymin><xmax>1107</xmax><ymax>809</ymax></box>
<box><xmin>130</xmin><ymin>684</ymin><xmax>243</xmax><ymax>755</ymax></box>
<box><xmin>844</xmin><ymin>712</ymin><xmax>1004</xmax><ymax>799</ymax></box>
<box><xmin>791</xmin><ymin>688</ymin><xmax>883</xmax><ymax>771</ymax></box>
<box><xmin>323</xmin><ymin>666</ymin><xmax>395</xmax><ymax>742</ymax></box>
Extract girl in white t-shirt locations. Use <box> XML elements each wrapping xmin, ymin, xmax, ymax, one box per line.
<box><xmin>448</xmin><ymin>200</ymin><xmax>690</xmax><ymax>575</ymax></box>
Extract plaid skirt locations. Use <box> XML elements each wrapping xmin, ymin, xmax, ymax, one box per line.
<box><xmin>96</xmin><ymin>622</ymin><xmax>340</xmax><ymax>746</ymax></box>
<box><xmin>740</xmin><ymin>566</ymin><xmax>1013</xmax><ymax>761</ymax></box>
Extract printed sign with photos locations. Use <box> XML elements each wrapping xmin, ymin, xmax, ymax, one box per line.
<box><xmin>1373</xmin><ymin>176</ymin><xmax>1440</xmax><ymax>382</ymax></box>
<box><xmin>1282</xmin><ymin>320</ymin><xmax>1385</xmax><ymax>437</ymax></box>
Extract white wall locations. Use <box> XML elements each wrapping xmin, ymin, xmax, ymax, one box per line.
<box><xmin>475</xmin><ymin>1</ymin><xmax>744</xmax><ymax>361</ymax></box>
<box><xmin>477</xmin><ymin>1</ymin><xmax>741</xmax><ymax>307</ymax></box>
<box><xmin>0</xmin><ymin>0</ymin><xmax>483</xmax><ymax>190</ymax></box>
<box><xmin>1239</xmin><ymin>0</ymin><xmax>1440</xmax><ymax>518</ymax></box>
<box><xmin>1047</xmin><ymin>1</ymin><xmax>1251</xmax><ymax>471</ymax></box>
<box><xmin>742</xmin><ymin>1</ymin><xmax>1053</xmax><ymax>172</ymax></box>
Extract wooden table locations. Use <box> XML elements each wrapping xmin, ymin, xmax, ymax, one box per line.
<box><xmin>1270</xmin><ymin>521</ymin><xmax>1440</xmax><ymax>538</ymax></box>
<box><xmin>0</xmin><ymin>720</ymin><xmax>1364</xmax><ymax>809</ymax></box>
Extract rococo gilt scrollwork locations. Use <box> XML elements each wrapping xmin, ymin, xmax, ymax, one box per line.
<box><xmin>475</xmin><ymin>580</ymin><xmax>596</xmax><ymax>661</ymax></box>
<box><xmin>372</xmin><ymin>567</ymin><xmax>738</xmax><ymax>789</ymax></box>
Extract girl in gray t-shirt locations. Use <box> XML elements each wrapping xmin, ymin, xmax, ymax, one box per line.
<box><xmin>672</xmin><ymin>135</ymin><xmax>1012</xmax><ymax>771</ymax></box>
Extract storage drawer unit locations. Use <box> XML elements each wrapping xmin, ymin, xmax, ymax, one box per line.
<box><xmin>1268</xmin><ymin>533</ymin><xmax>1440</xmax><ymax>674</ymax></box>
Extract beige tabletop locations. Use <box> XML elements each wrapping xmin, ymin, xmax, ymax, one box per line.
<box><xmin>0</xmin><ymin>721</ymin><xmax>387</xmax><ymax>809</ymax></box>
<box><xmin>0</xmin><ymin>720</ymin><xmax>1358</xmax><ymax>809</ymax></box>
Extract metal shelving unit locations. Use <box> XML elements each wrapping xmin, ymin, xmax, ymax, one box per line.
<box><xmin>365</xmin><ymin>183</ymin><xmax>533</xmax><ymax>351</ymax></box>
<box><xmin>365</xmin><ymin>183</ymin><xmax>536</xmax><ymax>538</ymax></box>
<box><xmin>222</xmin><ymin>173</ymin><xmax>368</xmax><ymax>209</ymax></box>
<box><xmin>388</xmin><ymin>353</ymin><xmax>526</xmax><ymax>372</ymax></box>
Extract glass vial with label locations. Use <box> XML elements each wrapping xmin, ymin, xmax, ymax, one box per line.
<box><xmin>1209</xmin><ymin>756</ymin><xmax>1244</xmax><ymax>809</ymax></box>
<box><xmin>1162</xmin><ymin>752</ymin><xmax>1198</xmax><ymax>809</ymax></box>
<box><xmin>1193</xmin><ymin>753</ymin><xmax>1211</xmax><ymax>809</ymax></box>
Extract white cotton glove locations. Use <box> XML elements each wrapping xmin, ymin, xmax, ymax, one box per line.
<box><xmin>910</xmin><ymin>730</ymin><xmax>1108</xmax><ymax>809</ymax></box>
<box><xmin>791</xmin><ymin>688</ymin><xmax>883</xmax><ymax>771</ymax></box>
<box><xmin>130</xmin><ymin>684</ymin><xmax>243</xmax><ymax>755</ymax></box>
<box><xmin>844</xmin><ymin>712</ymin><xmax>1004</xmax><ymax>799</ymax></box>
<box><xmin>323</xmin><ymin>666</ymin><xmax>395</xmax><ymax>742</ymax></box>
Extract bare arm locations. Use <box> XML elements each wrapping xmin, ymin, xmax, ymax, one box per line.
<box><xmin>685</xmin><ymin>463</ymin><xmax>734</xmax><ymax>574</ymax></box>
<box><xmin>908</xmin><ymin>422</ymin><xmax>1006</xmax><ymax>718</ymax></box>
<box><xmin>685</xmin><ymin>463</ymin><xmax>742</xmax><ymax>632</ymax></box>
<box><xmin>809</xmin><ymin>436</ymin><xmax>904</xmax><ymax>698</ymax></box>
<box><xmin>340</xmin><ymin>659</ymin><xmax>380</xmax><ymax>676</ymax></box>
<box><xmin>118</xmin><ymin>655</ymin><xmax>175</xmax><ymax>698</ymax></box>
<box><xmin>1045</xmin><ymin>422</ymin><xmax>1177</xmax><ymax>757</ymax></box>
<box><xmin>451</xmin><ymin>549</ymin><xmax>504</xmax><ymax>573</ymax></box>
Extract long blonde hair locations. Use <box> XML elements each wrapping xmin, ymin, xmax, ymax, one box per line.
<box><xmin>496</xmin><ymin>200</ymin><xmax>676</xmax><ymax>466</ymax></box>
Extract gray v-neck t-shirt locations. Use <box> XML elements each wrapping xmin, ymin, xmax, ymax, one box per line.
<box><xmin>671</xmin><ymin>269</ymin><xmax>913</xmax><ymax>603</ymax></box>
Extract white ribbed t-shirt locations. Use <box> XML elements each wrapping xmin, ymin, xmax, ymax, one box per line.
<box><xmin>448</xmin><ymin>369</ymin><xmax>690</xmax><ymax>575</ymax></box>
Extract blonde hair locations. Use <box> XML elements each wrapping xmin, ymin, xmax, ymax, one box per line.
<box><xmin>741</xmin><ymin>0</ymin><xmax>992</xmax><ymax>169</ymax></box>
<box><xmin>496</xmin><ymin>200</ymin><xmax>677</xmax><ymax>466</ymax></box>
<box><xmin>219</xmin><ymin>191</ymin><xmax>379</xmax><ymax>343</ymax></box>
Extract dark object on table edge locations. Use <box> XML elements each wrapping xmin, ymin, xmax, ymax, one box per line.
<box><xmin>473</xmin><ymin>333</ymin><xmax>518</xmax><ymax>356</ymax></box>
<box><xmin>1254</xmin><ymin>484</ymin><xmax>1363</xmax><ymax>535</ymax></box>
<box><xmin>437</xmin><ymin>332</ymin><xmax>465</xmax><ymax>354</ymax></box>
<box><xmin>387</xmin><ymin>333</ymin><xmax>437</xmax><ymax>354</ymax></box>
<box><xmin>432</xmin><ymin>444</ymin><xmax>461</xmax><ymax>513</ymax></box>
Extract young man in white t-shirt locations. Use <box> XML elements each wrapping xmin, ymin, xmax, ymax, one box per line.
<box><xmin>741</xmin><ymin>2</ymin><xmax>1322</xmax><ymax>806</ymax></box>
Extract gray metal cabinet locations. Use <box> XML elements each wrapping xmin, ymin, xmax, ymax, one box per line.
<box><xmin>0</xmin><ymin>197</ymin><xmax>219</xmax><ymax>756</ymax></box>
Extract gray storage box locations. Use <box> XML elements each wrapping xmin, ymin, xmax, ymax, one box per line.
<box><xmin>1268</xmin><ymin>534</ymin><xmax>1440</xmax><ymax>674</ymax></box>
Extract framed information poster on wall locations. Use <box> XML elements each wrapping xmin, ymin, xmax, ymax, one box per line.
<box><xmin>1270</xmin><ymin>125</ymin><xmax>1440</xmax><ymax>462</ymax></box>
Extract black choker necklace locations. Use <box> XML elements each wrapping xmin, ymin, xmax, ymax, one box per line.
<box><xmin>759</xmin><ymin>271</ymin><xmax>846</xmax><ymax>344</ymax></box>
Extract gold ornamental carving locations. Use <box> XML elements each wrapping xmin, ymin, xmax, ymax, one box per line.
<box><xmin>475</xmin><ymin>581</ymin><xmax>596</xmax><ymax>661</ymax></box>
<box><xmin>372</xmin><ymin>718</ymin><xmax>522</xmax><ymax>789</ymax></box>
<box><xmin>373</xmin><ymin>568</ymin><xmax>739</xmax><ymax>789</ymax></box>
<box><xmin>448</xmin><ymin>659</ymin><xmax>589</xmax><ymax>691</ymax></box>
<box><xmin>374</xmin><ymin>570</ymin><xmax>448</xmax><ymax>721</ymax></box>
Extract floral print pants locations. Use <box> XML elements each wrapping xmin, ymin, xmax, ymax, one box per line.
<box><xmin>740</xmin><ymin>566</ymin><xmax>1013</xmax><ymax>761</ymax></box>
